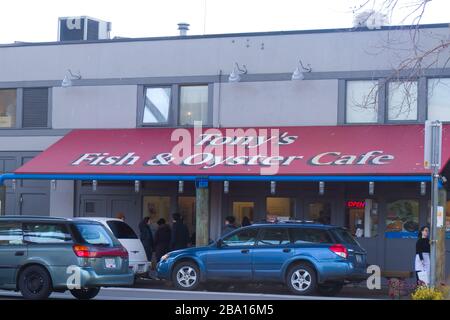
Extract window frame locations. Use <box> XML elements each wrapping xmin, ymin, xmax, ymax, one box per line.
<box><xmin>385</xmin><ymin>79</ymin><xmax>420</xmax><ymax>123</ymax></box>
<box><xmin>344</xmin><ymin>79</ymin><xmax>381</xmax><ymax>125</ymax></box>
<box><xmin>426</xmin><ymin>77</ymin><xmax>450</xmax><ymax>123</ymax></box>
<box><xmin>138</xmin><ymin>83</ymin><xmax>213</xmax><ymax>128</ymax></box>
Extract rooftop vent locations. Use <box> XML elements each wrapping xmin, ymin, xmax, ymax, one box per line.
<box><xmin>177</xmin><ymin>23</ymin><xmax>190</xmax><ymax>36</ymax></box>
<box><xmin>58</xmin><ymin>16</ymin><xmax>111</xmax><ymax>41</ymax></box>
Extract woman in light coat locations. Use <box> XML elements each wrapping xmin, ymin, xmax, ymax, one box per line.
<box><xmin>415</xmin><ymin>226</ymin><xmax>430</xmax><ymax>286</ymax></box>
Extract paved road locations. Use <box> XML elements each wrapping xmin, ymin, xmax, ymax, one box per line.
<box><xmin>0</xmin><ymin>287</ymin><xmax>372</xmax><ymax>300</ymax></box>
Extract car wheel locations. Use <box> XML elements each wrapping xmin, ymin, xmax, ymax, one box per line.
<box><xmin>18</xmin><ymin>265</ymin><xmax>52</xmax><ymax>300</ymax></box>
<box><xmin>286</xmin><ymin>263</ymin><xmax>317</xmax><ymax>295</ymax></box>
<box><xmin>172</xmin><ymin>262</ymin><xmax>200</xmax><ymax>291</ymax></box>
<box><xmin>70</xmin><ymin>288</ymin><xmax>101</xmax><ymax>300</ymax></box>
<box><xmin>317</xmin><ymin>283</ymin><xmax>344</xmax><ymax>297</ymax></box>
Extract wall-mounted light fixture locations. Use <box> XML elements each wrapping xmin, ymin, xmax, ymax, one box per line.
<box><xmin>134</xmin><ymin>180</ymin><xmax>140</xmax><ymax>193</ymax></box>
<box><xmin>228</xmin><ymin>62</ymin><xmax>247</xmax><ymax>82</ymax></box>
<box><xmin>12</xmin><ymin>179</ymin><xmax>16</xmax><ymax>191</ymax></box>
<box><xmin>291</xmin><ymin>59</ymin><xmax>312</xmax><ymax>81</ymax></box>
<box><xmin>319</xmin><ymin>181</ymin><xmax>325</xmax><ymax>195</ymax></box>
<box><xmin>51</xmin><ymin>179</ymin><xmax>57</xmax><ymax>190</ymax></box>
<box><xmin>61</xmin><ymin>69</ymin><xmax>82</xmax><ymax>88</ymax></box>
<box><xmin>270</xmin><ymin>181</ymin><xmax>276</xmax><ymax>195</ymax></box>
<box><xmin>92</xmin><ymin>180</ymin><xmax>98</xmax><ymax>192</ymax></box>
<box><xmin>420</xmin><ymin>182</ymin><xmax>426</xmax><ymax>196</ymax></box>
<box><xmin>369</xmin><ymin>181</ymin><xmax>375</xmax><ymax>195</ymax></box>
<box><xmin>178</xmin><ymin>180</ymin><xmax>184</xmax><ymax>193</ymax></box>
<box><xmin>224</xmin><ymin>180</ymin><xmax>229</xmax><ymax>194</ymax></box>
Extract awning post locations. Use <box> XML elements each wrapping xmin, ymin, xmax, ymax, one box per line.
<box><xmin>195</xmin><ymin>177</ymin><xmax>209</xmax><ymax>247</ymax></box>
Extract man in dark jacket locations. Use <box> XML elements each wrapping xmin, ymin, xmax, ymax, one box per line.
<box><xmin>222</xmin><ymin>216</ymin><xmax>238</xmax><ymax>237</ymax></box>
<box><xmin>171</xmin><ymin>213</ymin><xmax>190</xmax><ymax>250</ymax></box>
<box><xmin>154</xmin><ymin>218</ymin><xmax>172</xmax><ymax>263</ymax></box>
<box><xmin>139</xmin><ymin>217</ymin><xmax>154</xmax><ymax>262</ymax></box>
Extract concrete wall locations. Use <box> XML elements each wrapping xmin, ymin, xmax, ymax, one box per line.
<box><xmin>0</xmin><ymin>136</ymin><xmax>63</xmax><ymax>151</ymax></box>
<box><xmin>52</xmin><ymin>85</ymin><xmax>137</xmax><ymax>128</ymax></box>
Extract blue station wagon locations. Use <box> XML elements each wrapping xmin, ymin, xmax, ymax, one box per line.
<box><xmin>157</xmin><ymin>221</ymin><xmax>368</xmax><ymax>296</ymax></box>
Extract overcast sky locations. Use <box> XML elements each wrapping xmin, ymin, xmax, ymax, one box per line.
<box><xmin>0</xmin><ymin>0</ymin><xmax>448</xmax><ymax>43</ymax></box>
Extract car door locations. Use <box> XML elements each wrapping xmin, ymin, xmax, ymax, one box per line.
<box><xmin>252</xmin><ymin>227</ymin><xmax>293</xmax><ymax>281</ymax></box>
<box><xmin>0</xmin><ymin>221</ymin><xmax>27</xmax><ymax>286</ymax></box>
<box><xmin>205</xmin><ymin>228</ymin><xmax>258</xmax><ymax>281</ymax></box>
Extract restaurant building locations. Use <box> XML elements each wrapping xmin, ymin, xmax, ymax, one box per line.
<box><xmin>0</xmin><ymin>17</ymin><xmax>449</xmax><ymax>274</ymax></box>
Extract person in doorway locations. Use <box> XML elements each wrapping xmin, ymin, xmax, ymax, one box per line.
<box><xmin>355</xmin><ymin>219</ymin><xmax>364</xmax><ymax>238</ymax></box>
<box><xmin>222</xmin><ymin>216</ymin><xmax>238</xmax><ymax>236</ymax></box>
<box><xmin>154</xmin><ymin>218</ymin><xmax>171</xmax><ymax>263</ymax></box>
<box><xmin>115</xmin><ymin>212</ymin><xmax>125</xmax><ymax>221</ymax></box>
<box><xmin>415</xmin><ymin>226</ymin><xmax>431</xmax><ymax>286</ymax></box>
<box><xmin>171</xmin><ymin>213</ymin><xmax>190</xmax><ymax>250</ymax></box>
<box><xmin>139</xmin><ymin>217</ymin><xmax>154</xmax><ymax>263</ymax></box>
<box><xmin>241</xmin><ymin>216</ymin><xmax>252</xmax><ymax>227</ymax></box>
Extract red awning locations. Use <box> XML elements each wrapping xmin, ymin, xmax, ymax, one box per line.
<box><xmin>15</xmin><ymin>125</ymin><xmax>450</xmax><ymax>176</ymax></box>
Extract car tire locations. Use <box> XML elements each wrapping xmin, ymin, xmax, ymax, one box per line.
<box><xmin>172</xmin><ymin>261</ymin><xmax>200</xmax><ymax>291</ymax></box>
<box><xmin>70</xmin><ymin>288</ymin><xmax>101</xmax><ymax>300</ymax></box>
<box><xmin>18</xmin><ymin>265</ymin><xmax>53</xmax><ymax>300</ymax></box>
<box><xmin>286</xmin><ymin>263</ymin><xmax>317</xmax><ymax>296</ymax></box>
<box><xmin>317</xmin><ymin>283</ymin><xmax>344</xmax><ymax>297</ymax></box>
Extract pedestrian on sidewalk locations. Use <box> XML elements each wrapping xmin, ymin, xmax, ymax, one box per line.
<box><xmin>222</xmin><ymin>216</ymin><xmax>238</xmax><ymax>237</ymax></box>
<box><xmin>139</xmin><ymin>216</ymin><xmax>154</xmax><ymax>263</ymax></box>
<box><xmin>154</xmin><ymin>218</ymin><xmax>171</xmax><ymax>263</ymax></box>
<box><xmin>241</xmin><ymin>216</ymin><xmax>252</xmax><ymax>227</ymax></box>
<box><xmin>171</xmin><ymin>213</ymin><xmax>190</xmax><ymax>250</ymax></box>
<box><xmin>415</xmin><ymin>226</ymin><xmax>430</xmax><ymax>286</ymax></box>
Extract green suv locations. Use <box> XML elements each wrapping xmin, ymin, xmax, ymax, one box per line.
<box><xmin>0</xmin><ymin>216</ymin><xmax>134</xmax><ymax>300</ymax></box>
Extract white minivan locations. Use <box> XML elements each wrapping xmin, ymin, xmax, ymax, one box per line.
<box><xmin>76</xmin><ymin>217</ymin><xmax>150</xmax><ymax>276</ymax></box>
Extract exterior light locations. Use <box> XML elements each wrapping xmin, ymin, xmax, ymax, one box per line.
<box><xmin>134</xmin><ymin>180</ymin><xmax>140</xmax><ymax>193</ymax></box>
<box><xmin>223</xmin><ymin>180</ymin><xmax>229</xmax><ymax>194</ymax></box>
<box><xmin>51</xmin><ymin>179</ymin><xmax>57</xmax><ymax>190</ymax></box>
<box><xmin>228</xmin><ymin>62</ymin><xmax>247</xmax><ymax>82</ymax></box>
<box><xmin>61</xmin><ymin>69</ymin><xmax>82</xmax><ymax>88</ymax></box>
<box><xmin>270</xmin><ymin>181</ymin><xmax>276</xmax><ymax>195</ymax></box>
<box><xmin>291</xmin><ymin>59</ymin><xmax>312</xmax><ymax>81</ymax></box>
<box><xmin>11</xmin><ymin>179</ymin><xmax>16</xmax><ymax>191</ymax></box>
<box><xmin>92</xmin><ymin>180</ymin><xmax>97</xmax><ymax>192</ymax></box>
<box><xmin>369</xmin><ymin>181</ymin><xmax>375</xmax><ymax>195</ymax></box>
<box><xmin>178</xmin><ymin>180</ymin><xmax>184</xmax><ymax>193</ymax></box>
<box><xmin>319</xmin><ymin>181</ymin><xmax>325</xmax><ymax>195</ymax></box>
<box><xmin>420</xmin><ymin>182</ymin><xmax>426</xmax><ymax>196</ymax></box>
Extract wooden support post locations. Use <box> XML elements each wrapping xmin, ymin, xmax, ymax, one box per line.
<box><xmin>436</xmin><ymin>188</ymin><xmax>447</xmax><ymax>285</ymax></box>
<box><xmin>195</xmin><ymin>180</ymin><xmax>209</xmax><ymax>247</ymax></box>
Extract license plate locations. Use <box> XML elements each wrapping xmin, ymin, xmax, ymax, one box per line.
<box><xmin>355</xmin><ymin>254</ymin><xmax>363</xmax><ymax>264</ymax></box>
<box><xmin>105</xmin><ymin>258</ymin><xmax>117</xmax><ymax>269</ymax></box>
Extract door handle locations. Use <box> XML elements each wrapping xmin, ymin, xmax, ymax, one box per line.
<box><xmin>283</xmin><ymin>248</ymin><xmax>291</xmax><ymax>253</ymax></box>
<box><xmin>15</xmin><ymin>251</ymin><xmax>25</xmax><ymax>256</ymax></box>
<box><xmin>241</xmin><ymin>249</ymin><xmax>250</xmax><ymax>254</ymax></box>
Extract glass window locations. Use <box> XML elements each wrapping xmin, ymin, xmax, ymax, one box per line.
<box><xmin>178</xmin><ymin>196</ymin><xmax>196</xmax><ymax>235</ymax></box>
<box><xmin>222</xmin><ymin>228</ymin><xmax>258</xmax><ymax>247</ymax></box>
<box><xmin>289</xmin><ymin>228</ymin><xmax>333</xmax><ymax>244</ymax></box>
<box><xmin>388</xmin><ymin>81</ymin><xmax>418</xmax><ymax>121</ymax></box>
<box><xmin>385</xmin><ymin>199</ymin><xmax>419</xmax><ymax>238</ymax></box>
<box><xmin>0</xmin><ymin>89</ymin><xmax>17</xmax><ymax>128</ymax></box>
<box><xmin>74</xmin><ymin>223</ymin><xmax>116</xmax><ymax>246</ymax></box>
<box><xmin>143</xmin><ymin>87</ymin><xmax>171</xmax><ymax>124</ymax></box>
<box><xmin>232</xmin><ymin>201</ymin><xmax>254</xmax><ymax>226</ymax></box>
<box><xmin>346</xmin><ymin>80</ymin><xmax>378</xmax><ymax>123</ymax></box>
<box><xmin>307</xmin><ymin>202</ymin><xmax>332</xmax><ymax>225</ymax></box>
<box><xmin>0</xmin><ymin>222</ymin><xmax>23</xmax><ymax>246</ymax></box>
<box><xmin>427</xmin><ymin>78</ymin><xmax>450</xmax><ymax>121</ymax></box>
<box><xmin>179</xmin><ymin>85</ymin><xmax>209</xmax><ymax>125</ymax></box>
<box><xmin>23</xmin><ymin>223</ymin><xmax>72</xmax><ymax>244</ymax></box>
<box><xmin>257</xmin><ymin>228</ymin><xmax>290</xmax><ymax>246</ymax></box>
<box><xmin>332</xmin><ymin>228</ymin><xmax>359</xmax><ymax>246</ymax></box>
<box><xmin>345</xmin><ymin>200</ymin><xmax>378</xmax><ymax>238</ymax></box>
<box><xmin>107</xmin><ymin>221</ymin><xmax>138</xmax><ymax>239</ymax></box>
<box><xmin>266</xmin><ymin>197</ymin><xmax>295</xmax><ymax>222</ymax></box>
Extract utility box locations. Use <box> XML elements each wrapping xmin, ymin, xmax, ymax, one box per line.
<box><xmin>58</xmin><ymin>16</ymin><xmax>111</xmax><ymax>41</ymax></box>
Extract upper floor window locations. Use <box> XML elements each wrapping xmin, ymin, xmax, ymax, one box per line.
<box><xmin>387</xmin><ymin>81</ymin><xmax>418</xmax><ymax>121</ymax></box>
<box><xmin>0</xmin><ymin>89</ymin><xmax>17</xmax><ymax>128</ymax></box>
<box><xmin>141</xmin><ymin>84</ymin><xmax>210</xmax><ymax>127</ymax></box>
<box><xmin>427</xmin><ymin>78</ymin><xmax>450</xmax><ymax>122</ymax></box>
<box><xmin>345</xmin><ymin>80</ymin><xmax>378</xmax><ymax>123</ymax></box>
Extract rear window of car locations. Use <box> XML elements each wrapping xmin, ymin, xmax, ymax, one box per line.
<box><xmin>332</xmin><ymin>228</ymin><xmax>359</xmax><ymax>245</ymax></box>
<box><xmin>23</xmin><ymin>223</ymin><xmax>72</xmax><ymax>244</ymax></box>
<box><xmin>107</xmin><ymin>221</ymin><xmax>138</xmax><ymax>239</ymax></box>
<box><xmin>289</xmin><ymin>227</ymin><xmax>334</xmax><ymax>244</ymax></box>
<box><xmin>73</xmin><ymin>223</ymin><xmax>117</xmax><ymax>246</ymax></box>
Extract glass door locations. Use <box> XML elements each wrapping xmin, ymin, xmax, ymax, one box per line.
<box><xmin>305</xmin><ymin>200</ymin><xmax>332</xmax><ymax>224</ymax></box>
<box><xmin>231</xmin><ymin>200</ymin><xmax>255</xmax><ymax>227</ymax></box>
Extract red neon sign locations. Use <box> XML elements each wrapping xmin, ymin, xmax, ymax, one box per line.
<box><xmin>346</xmin><ymin>201</ymin><xmax>366</xmax><ymax>209</ymax></box>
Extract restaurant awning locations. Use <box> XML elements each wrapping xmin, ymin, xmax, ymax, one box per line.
<box><xmin>4</xmin><ymin>125</ymin><xmax>449</xmax><ymax>182</ymax></box>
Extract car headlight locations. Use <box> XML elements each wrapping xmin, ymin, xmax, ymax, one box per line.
<box><xmin>160</xmin><ymin>254</ymin><xmax>170</xmax><ymax>262</ymax></box>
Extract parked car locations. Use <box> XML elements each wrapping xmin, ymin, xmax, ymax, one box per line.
<box><xmin>157</xmin><ymin>221</ymin><xmax>368</xmax><ymax>296</ymax></box>
<box><xmin>0</xmin><ymin>216</ymin><xmax>134</xmax><ymax>300</ymax></box>
<box><xmin>76</xmin><ymin>217</ymin><xmax>150</xmax><ymax>276</ymax></box>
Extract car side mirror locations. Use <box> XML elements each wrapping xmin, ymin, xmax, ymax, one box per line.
<box><xmin>217</xmin><ymin>239</ymin><xmax>223</xmax><ymax>248</ymax></box>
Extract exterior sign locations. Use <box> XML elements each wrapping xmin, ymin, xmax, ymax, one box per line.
<box><xmin>14</xmin><ymin>125</ymin><xmax>450</xmax><ymax>176</ymax></box>
<box><xmin>437</xmin><ymin>206</ymin><xmax>444</xmax><ymax>228</ymax></box>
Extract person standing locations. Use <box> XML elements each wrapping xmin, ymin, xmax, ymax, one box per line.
<box><xmin>222</xmin><ymin>216</ymin><xmax>238</xmax><ymax>237</ymax></box>
<box><xmin>241</xmin><ymin>216</ymin><xmax>251</xmax><ymax>227</ymax></box>
<box><xmin>415</xmin><ymin>226</ymin><xmax>431</xmax><ymax>286</ymax></box>
<box><xmin>139</xmin><ymin>217</ymin><xmax>154</xmax><ymax>263</ymax></box>
<box><xmin>115</xmin><ymin>212</ymin><xmax>125</xmax><ymax>221</ymax></box>
<box><xmin>154</xmin><ymin>218</ymin><xmax>172</xmax><ymax>263</ymax></box>
<box><xmin>171</xmin><ymin>213</ymin><xmax>190</xmax><ymax>250</ymax></box>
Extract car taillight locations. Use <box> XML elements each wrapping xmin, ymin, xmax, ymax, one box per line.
<box><xmin>329</xmin><ymin>244</ymin><xmax>348</xmax><ymax>259</ymax></box>
<box><xmin>73</xmin><ymin>245</ymin><xmax>129</xmax><ymax>259</ymax></box>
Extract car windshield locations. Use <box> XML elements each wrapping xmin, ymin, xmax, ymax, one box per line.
<box><xmin>333</xmin><ymin>228</ymin><xmax>360</xmax><ymax>246</ymax></box>
<box><xmin>74</xmin><ymin>223</ymin><xmax>117</xmax><ymax>246</ymax></box>
<box><xmin>107</xmin><ymin>221</ymin><xmax>138</xmax><ymax>239</ymax></box>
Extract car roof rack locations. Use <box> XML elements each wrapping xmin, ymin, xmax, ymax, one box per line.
<box><xmin>252</xmin><ymin>219</ymin><xmax>318</xmax><ymax>225</ymax></box>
